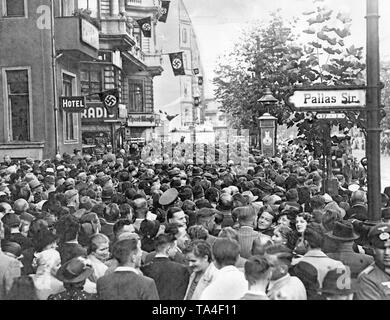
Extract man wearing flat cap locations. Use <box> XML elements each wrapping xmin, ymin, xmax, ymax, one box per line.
<box><xmin>355</xmin><ymin>223</ymin><xmax>390</xmax><ymax>300</ymax></box>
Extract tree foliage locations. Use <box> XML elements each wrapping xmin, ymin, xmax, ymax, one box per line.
<box><xmin>214</xmin><ymin>1</ymin><xmax>367</xmax><ymax>157</ymax></box>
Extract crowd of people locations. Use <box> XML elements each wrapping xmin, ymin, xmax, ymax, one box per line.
<box><xmin>0</xmin><ymin>145</ymin><xmax>389</xmax><ymax>300</ymax></box>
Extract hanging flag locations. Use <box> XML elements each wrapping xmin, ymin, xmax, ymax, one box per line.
<box><xmin>136</xmin><ymin>17</ymin><xmax>152</xmax><ymax>38</ymax></box>
<box><xmin>193</xmin><ymin>68</ymin><xmax>199</xmax><ymax>75</ymax></box>
<box><xmin>194</xmin><ymin>96</ymin><xmax>200</xmax><ymax>106</ymax></box>
<box><xmin>169</xmin><ymin>52</ymin><xmax>185</xmax><ymax>76</ymax></box>
<box><xmin>198</xmin><ymin>76</ymin><xmax>203</xmax><ymax>86</ymax></box>
<box><xmin>99</xmin><ymin>89</ymin><xmax>119</xmax><ymax>111</ymax></box>
<box><xmin>159</xmin><ymin>1</ymin><xmax>170</xmax><ymax>23</ymax></box>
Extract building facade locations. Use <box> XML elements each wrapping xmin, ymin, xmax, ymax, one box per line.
<box><xmin>0</xmin><ymin>0</ymin><xmax>163</xmax><ymax>160</ymax></box>
<box><xmin>153</xmin><ymin>0</ymin><xmax>205</xmax><ymax>135</ymax></box>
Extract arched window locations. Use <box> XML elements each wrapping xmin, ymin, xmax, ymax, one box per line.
<box><xmin>182</xmin><ymin>28</ymin><xmax>187</xmax><ymax>44</ymax></box>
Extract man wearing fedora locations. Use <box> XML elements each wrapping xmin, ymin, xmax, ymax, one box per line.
<box><xmin>326</xmin><ymin>221</ymin><xmax>373</xmax><ymax>280</ymax></box>
<box><xmin>355</xmin><ymin>223</ymin><xmax>390</xmax><ymax>300</ymax></box>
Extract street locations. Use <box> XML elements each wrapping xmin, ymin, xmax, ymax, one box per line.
<box><xmin>352</xmin><ymin>149</ymin><xmax>390</xmax><ymax>190</ymax></box>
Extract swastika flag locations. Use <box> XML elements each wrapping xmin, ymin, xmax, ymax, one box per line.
<box><xmin>169</xmin><ymin>52</ymin><xmax>185</xmax><ymax>76</ymax></box>
<box><xmin>99</xmin><ymin>89</ymin><xmax>119</xmax><ymax>111</ymax></box>
<box><xmin>136</xmin><ymin>17</ymin><xmax>152</xmax><ymax>38</ymax></box>
<box><xmin>158</xmin><ymin>1</ymin><xmax>170</xmax><ymax>23</ymax></box>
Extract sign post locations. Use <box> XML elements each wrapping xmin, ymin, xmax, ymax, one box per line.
<box><xmin>286</xmin><ymin>85</ymin><xmax>367</xmax><ymax>197</ymax></box>
<box><xmin>286</xmin><ymin>86</ymin><xmax>366</xmax><ymax>112</ymax></box>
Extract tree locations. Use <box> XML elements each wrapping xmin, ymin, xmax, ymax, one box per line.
<box><xmin>381</xmin><ymin>61</ymin><xmax>390</xmax><ymax>130</ymax></box>
<box><xmin>214</xmin><ymin>1</ymin><xmax>367</xmax><ymax>157</ymax></box>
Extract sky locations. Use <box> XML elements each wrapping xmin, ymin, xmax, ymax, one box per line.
<box><xmin>183</xmin><ymin>0</ymin><xmax>390</xmax><ymax>98</ymax></box>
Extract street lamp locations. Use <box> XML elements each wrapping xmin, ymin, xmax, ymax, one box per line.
<box><xmin>257</xmin><ymin>88</ymin><xmax>278</xmax><ymax>157</ymax></box>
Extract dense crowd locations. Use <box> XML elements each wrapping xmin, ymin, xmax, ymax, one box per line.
<box><xmin>0</xmin><ymin>145</ymin><xmax>389</xmax><ymax>300</ymax></box>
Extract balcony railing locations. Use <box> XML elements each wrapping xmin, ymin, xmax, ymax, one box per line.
<box><xmin>99</xmin><ymin>17</ymin><xmax>135</xmax><ymax>50</ymax></box>
<box><xmin>143</xmin><ymin>53</ymin><xmax>163</xmax><ymax>67</ymax></box>
<box><xmin>100</xmin><ymin>18</ymin><xmax>134</xmax><ymax>37</ymax></box>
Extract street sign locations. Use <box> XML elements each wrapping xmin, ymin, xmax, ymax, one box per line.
<box><xmin>60</xmin><ymin>96</ymin><xmax>86</xmax><ymax>112</ymax></box>
<box><xmin>286</xmin><ymin>85</ymin><xmax>366</xmax><ymax>111</ymax></box>
<box><xmin>316</xmin><ymin>113</ymin><xmax>346</xmax><ymax>120</ymax></box>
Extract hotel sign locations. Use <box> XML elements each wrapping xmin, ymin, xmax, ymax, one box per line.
<box><xmin>287</xmin><ymin>86</ymin><xmax>366</xmax><ymax>111</ymax></box>
<box><xmin>81</xmin><ymin>19</ymin><xmax>99</xmax><ymax>50</ymax></box>
<box><xmin>60</xmin><ymin>96</ymin><xmax>86</xmax><ymax>112</ymax></box>
<box><xmin>127</xmin><ymin>114</ymin><xmax>156</xmax><ymax>127</ymax></box>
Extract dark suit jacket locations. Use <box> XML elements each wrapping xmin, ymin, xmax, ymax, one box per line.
<box><xmin>327</xmin><ymin>243</ymin><xmax>374</xmax><ymax>278</ymax></box>
<box><xmin>141</xmin><ymin>257</ymin><xmax>190</xmax><ymax>300</ymax></box>
<box><xmin>7</xmin><ymin>233</ymin><xmax>33</xmax><ymax>251</ymax></box>
<box><xmin>97</xmin><ymin>270</ymin><xmax>159</xmax><ymax>300</ymax></box>
<box><xmin>144</xmin><ymin>251</ymin><xmax>186</xmax><ymax>265</ymax></box>
<box><xmin>57</xmin><ymin>242</ymin><xmax>87</xmax><ymax>264</ymax></box>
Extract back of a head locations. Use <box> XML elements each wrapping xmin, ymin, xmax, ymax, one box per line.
<box><xmin>112</xmin><ymin>238</ymin><xmax>139</xmax><ymax>265</ymax></box>
<box><xmin>218</xmin><ymin>193</ymin><xmax>233</xmax><ymax>210</ymax></box>
<box><xmin>244</xmin><ymin>255</ymin><xmax>271</xmax><ymax>285</ymax></box>
<box><xmin>187</xmin><ymin>225</ymin><xmax>209</xmax><ymax>241</ymax></box>
<box><xmin>351</xmin><ymin>190</ymin><xmax>367</xmax><ymax>205</ymax></box>
<box><xmin>310</xmin><ymin>195</ymin><xmax>325</xmax><ymax>210</ymax></box>
<box><xmin>154</xmin><ymin>233</ymin><xmax>175</xmax><ymax>252</ymax></box>
<box><xmin>235</xmin><ymin>206</ymin><xmax>256</xmax><ymax>225</ymax></box>
<box><xmin>218</xmin><ymin>227</ymin><xmax>239</xmax><ymax>242</ymax></box>
<box><xmin>55</xmin><ymin>214</ymin><xmax>80</xmax><ymax>242</ymax></box>
<box><xmin>205</xmin><ymin>187</ymin><xmax>219</xmax><ymax>203</ymax></box>
<box><xmin>304</xmin><ymin>223</ymin><xmax>324</xmax><ymax>249</ymax></box>
<box><xmin>104</xmin><ymin>203</ymin><xmax>120</xmax><ymax>223</ymax></box>
<box><xmin>212</xmin><ymin>238</ymin><xmax>240</xmax><ymax>267</ymax></box>
<box><xmin>322</xmin><ymin>207</ymin><xmax>342</xmax><ymax>232</ymax></box>
<box><xmin>265</xmin><ymin>244</ymin><xmax>293</xmax><ymax>266</ymax></box>
<box><xmin>179</xmin><ymin>187</ymin><xmax>193</xmax><ymax>202</ymax></box>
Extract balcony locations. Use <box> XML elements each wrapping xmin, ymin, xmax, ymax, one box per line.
<box><xmin>100</xmin><ymin>17</ymin><xmax>136</xmax><ymax>51</ymax></box>
<box><xmin>144</xmin><ymin>52</ymin><xmax>164</xmax><ymax>76</ymax></box>
<box><xmin>125</xmin><ymin>0</ymin><xmax>161</xmax><ymax>15</ymax></box>
<box><xmin>55</xmin><ymin>16</ymin><xmax>99</xmax><ymax>60</ymax></box>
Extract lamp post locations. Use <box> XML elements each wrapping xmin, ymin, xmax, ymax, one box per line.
<box><xmin>257</xmin><ymin>88</ymin><xmax>278</xmax><ymax>157</ymax></box>
<box><xmin>366</xmin><ymin>0</ymin><xmax>382</xmax><ymax>223</ymax></box>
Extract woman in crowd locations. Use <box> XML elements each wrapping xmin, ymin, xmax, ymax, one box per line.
<box><xmin>183</xmin><ymin>240</ymin><xmax>217</xmax><ymax>300</ymax></box>
<box><xmin>87</xmin><ymin>233</ymin><xmax>110</xmax><ymax>282</ymax></box>
<box><xmin>271</xmin><ymin>225</ymin><xmax>292</xmax><ymax>246</ymax></box>
<box><xmin>288</xmin><ymin>212</ymin><xmax>312</xmax><ymax>257</ymax></box>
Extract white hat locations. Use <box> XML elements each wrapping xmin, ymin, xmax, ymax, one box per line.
<box><xmin>46</xmin><ymin>168</ymin><xmax>55</xmax><ymax>174</ymax></box>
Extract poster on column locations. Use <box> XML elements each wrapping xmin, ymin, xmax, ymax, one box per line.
<box><xmin>261</xmin><ymin>128</ymin><xmax>275</xmax><ymax>158</ymax></box>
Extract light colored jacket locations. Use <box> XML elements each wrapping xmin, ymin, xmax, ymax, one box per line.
<box><xmin>184</xmin><ymin>262</ymin><xmax>218</xmax><ymax>300</ymax></box>
<box><xmin>0</xmin><ymin>250</ymin><xmax>21</xmax><ymax>299</ymax></box>
<box><xmin>199</xmin><ymin>265</ymin><xmax>248</xmax><ymax>300</ymax></box>
<box><xmin>267</xmin><ymin>274</ymin><xmax>307</xmax><ymax>300</ymax></box>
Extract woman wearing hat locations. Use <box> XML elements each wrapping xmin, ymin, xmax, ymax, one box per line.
<box><xmin>47</xmin><ymin>257</ymin><xmax>96</xmax><ymax>300</ymax></box>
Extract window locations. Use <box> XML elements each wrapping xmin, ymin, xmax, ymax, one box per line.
<box><xmin>4</xmin><ymin>0</ymin><xmax>26</xmax><ymax>17</ymax></box>
<box><xmin>182</xmin><ymin>28</ymin><xmax>187</xmax><ymax>44</ymax></box>
<box><xmin>81</xmin><ymin>68</ymin><xmax>102</xmax><ymax>101</ymax></box>
<box><xmin>129</xmin><ymin>81</ymin><xmax>144</xmax><ymax>113</ymax></box>
<box><xmin>60</xmin><ymin>0</ymin><xmax>75</xmax><ymax>16</ymax></box>
<box><xmin>62</xmin><ymin>73</ymin><xmax>78</xmax><ymax>142</ymax></box>
<box><xmin>78</xmin><ymin>0</ymin><xmax>98</xmax><ymax>18</ymax></box>
<box><xmin>5</xmin><ymin>69</ymin><xmax>30</xmax><ymax>141</ymax></box>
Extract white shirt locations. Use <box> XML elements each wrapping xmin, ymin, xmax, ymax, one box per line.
<box><xmin>199</xmin><ymin>265</ymin><xmax>248</xmax><ymax>300</ymax></box>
